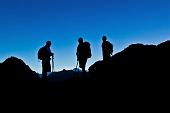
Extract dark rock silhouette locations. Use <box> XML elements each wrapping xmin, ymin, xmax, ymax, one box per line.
<box><xmin>1</xmin><ymin>40</ymin><xmax>170</xmax><ymax>105</ymax></box>
<box><xmin>48</xmin><ymin>69</ymin><xmax>83</xmax><ymax>82</ymax></box>
<box><xmin>89</xmin><ymin>40</ymin><xmax>170</xmax><ymax>77</ymax></box>
<box><xmin>47</xmin><ymin>69</ymin><xmax>93</xmax><ymax>98</ymax></box>
<box><xmin>0</xmin><ymin>56</ymin><xmax>42</xmax><ymax>101</ymax></box>
<box><xmin>88</xmin><ymin>40</ymin><xmax>170</xmax><ymax>103</ymax></box>
<box><xmin>0</xmin><ymin>56</ymin><xmax>40</xmax><ymax>81</ymax></box>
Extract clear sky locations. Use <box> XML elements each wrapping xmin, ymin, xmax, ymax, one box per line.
<box><xmin>0</xmin><ymin>0</ymin><xmax>169</xmax><ymax>73</ymax></box>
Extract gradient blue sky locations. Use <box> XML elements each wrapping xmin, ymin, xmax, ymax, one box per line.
<box><xmin>0</xmin><ymin>0</ymin><xmax>169</xmax><ymax>73</ymax></box>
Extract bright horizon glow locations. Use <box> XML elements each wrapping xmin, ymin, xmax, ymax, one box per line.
<box><xmin>0</xmin><ymin>0</ymin><xmax>169</xmax><ymax>73</ymax></box>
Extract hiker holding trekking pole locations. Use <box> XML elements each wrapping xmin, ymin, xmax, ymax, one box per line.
<box><xmin>76</xmin><ymin>37</ymin><xmax>92</xmax><ymax>73</ymax></box>
<box><xmin>52</xmin><ymin>55</ymin><xmax>55</xmax><ymax>72</ymax></box>
<box><xmin>38</xmin><ymin>41</ymin><xmax>54</xmax><ymax>80</ymax></box>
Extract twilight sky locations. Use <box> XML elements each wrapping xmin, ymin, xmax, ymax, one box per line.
<box><xmin>0</xmin><ymin>0</ymin><xmax>169</xmax><ymax>73</ymax></box>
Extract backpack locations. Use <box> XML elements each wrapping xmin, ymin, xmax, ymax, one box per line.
<box><xmin>83</xmin><ymin>42</ymin><xmax>92</xmax><ymax>58</ymax></box>
<box><xmin>107</xmin><ymin>41</ymin><xmax>113</xmax><ymax>55</ymax></box>
<box><xmin>38</xmin><ymin>46</ymin><xmax>46</xmax><ymax>60</ymax></box>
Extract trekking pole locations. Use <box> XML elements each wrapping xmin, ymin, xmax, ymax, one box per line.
<box><xmin>76</xmin><ymin>60</ymin><xmax>78</xmax><ymax>69</ymax></box>
<box><xmin>74</xmin><ymin>60</ymin><xmax>79</xmax><ymax>72</ymax></box>
<box><xmin>52</xmin><ymin>56</ymin><xmax>54</xmax><ymax>72</ymax></box>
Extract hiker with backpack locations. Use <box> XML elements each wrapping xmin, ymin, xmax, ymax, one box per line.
<box><xmin>102</xmin><ymin>35</ymin><xmax>113</xmax><ymax>63</ymax></box>
<box><xmin>38</xmin><ymin>41</ymin><xmax>54</xmax><ymax>80</ymax></box>
<box><xmin>76</xmin><ymin>37</ymin><xmax>92</xmax><ymax>72</ymax></box>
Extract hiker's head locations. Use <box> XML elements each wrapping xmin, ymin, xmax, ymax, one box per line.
<box><xmin>102</xmin><ymin>36</ymin><xmax>107</xmax><ymax>42</ymax></box>
<box><xmin>46</xmin><ymin>41</ymin><xmax>51</xmax><ymax>47</ymax></box>
<box><xmin>78</xmin><ymin>37</ymin><xmax>83</xmax><ymax>44</ymax></box>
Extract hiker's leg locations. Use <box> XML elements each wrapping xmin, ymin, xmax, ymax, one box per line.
<box><xmin>42</xmin><ymin>70</ymin><xmax>47</xmax><ymax>80</ymax></box>
<box><xmin>103</xmin><ymin>54</ymin><xmax>110</xmax><ymax>64</ymax></box>
<box><xmin>82</xmin><ymin>66</ymin><xmax>85</xmax><ymax>72</ymax></box>
<box><xmin>82</xmin><ymin>58</ymin><xmax>87</xmax><ymax>72</ymax></box>
<box><xmin>42</xmin><ymin>60</ymin><xmax>48</xmax><ymax>80</ymax></box>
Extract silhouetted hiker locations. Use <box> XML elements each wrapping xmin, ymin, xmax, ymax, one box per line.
<box><xmin>76</xmin><ymin>37</ymin><xmax>92</xmax><ymax>72</ymax></box>
<box><xmin>38</xmin><ymin>41</ymin><xmax>54</xmax><ymax>80</ymax></box>
<box><xmin>102</xmin><ymin>36</ymin><xmax>113</xmax><ymax>63</ymax></box>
